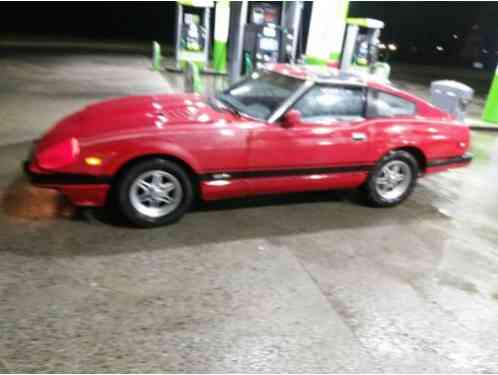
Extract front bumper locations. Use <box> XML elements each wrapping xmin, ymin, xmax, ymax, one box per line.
<box><xmin>23</xmin><ymin>160</ymin><xmax>111</xmax><ymax>207</ymax></box>
<box><xmin>23</xmin><ymin>161</ymin><xmax>110</xmax><ymax>185</ymax></box>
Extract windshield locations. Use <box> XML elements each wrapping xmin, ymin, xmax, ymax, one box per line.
<box><xmin>216</xmin><ymin>71</ymin><xmax>304</xmax><ymax>121</ymax></box>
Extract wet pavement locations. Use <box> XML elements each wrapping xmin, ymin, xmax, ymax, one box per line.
<box><xmin>1</xmin><ymin>48</ymin><xmax>498</xmax><ymax>372</ymax></box>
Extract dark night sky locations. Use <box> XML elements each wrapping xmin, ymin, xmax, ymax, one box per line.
<box><xmin>349</xmin><ymin>2</ymin><xmax>498</xmax><ymax>66</ymax></box>
<box><xmin>1</xmin><ymin>2</ymin><xmax>498</xmax><ymax>67</ymax></box>
<box><xmin>0</xmin><ymin>2</ymin><xmax>178</xmax><ymax>42</ymax></box>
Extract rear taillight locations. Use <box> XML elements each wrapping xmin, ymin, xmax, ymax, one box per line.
<box><xmin>37</xmin><ymin>138</ymin><xmax>79</xmax><ymax>170</ymax></box>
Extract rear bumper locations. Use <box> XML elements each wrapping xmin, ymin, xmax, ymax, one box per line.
<box><xmin>23</xmin><ymin>161</ymin><xmax>110</xmax><ymax>207</ymax></box>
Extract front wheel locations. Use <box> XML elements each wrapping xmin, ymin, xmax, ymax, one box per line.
<box><xmin>364</xmin><ymin>151</ymin><xmax>418</xmax><ymax>207</ymax></box>
<box><xmin>115</xmin><ymin>158</ymin><xmax>194</xmax><ymax>227</ymax></box>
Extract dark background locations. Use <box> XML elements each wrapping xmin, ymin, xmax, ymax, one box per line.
<box><xmin>1</xmin><ymin>1</ymin><xmax>497</xmax><ymax>68</ymax></box>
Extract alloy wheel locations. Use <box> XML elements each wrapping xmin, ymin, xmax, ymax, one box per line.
<box><xmin>129</xmin><ymin>170</ymin><xmax>183</xmax><ymax>218</ymax></box>
<box><xmin>374</xmin><ymin>160</ymin><xmax>412</xmax><ymax>201</ymax></box>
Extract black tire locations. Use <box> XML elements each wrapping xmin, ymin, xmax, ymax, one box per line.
<box><xmin>364</xmin><ymin>151</ymin><xmax>418</xmax><ymax>207</ymax></box>
<box><xmin>115</xmin><ymin>158</ymin><xmax>194</xmax><ymax>227</ymax></box>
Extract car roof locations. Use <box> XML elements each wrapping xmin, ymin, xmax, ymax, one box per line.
<box><xmin>265</xmin><ymin>63</ymin><xmax>407</xmax><ymax>91</ymax></box>
<box><xmin>266</xmin><ymin>63</ymin><xmax>419</xmax><ymax>98</ymax></box>
<box><xmin>266</xmin><ymin>63</ymin><xmax>367</xmax><ymax>86</ymax></box>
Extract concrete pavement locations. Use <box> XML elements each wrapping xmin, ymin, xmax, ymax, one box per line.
<box><xmin>1</xmin><ymin>47</ymin><xmax>498</xmax><ymax>372</ymax></box>
<box><xmin>0</xmin><ymin>49</ymin><xmax>172</xmax><ymax>146</ymax></box>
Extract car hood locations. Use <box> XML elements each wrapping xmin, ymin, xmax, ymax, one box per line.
<box><xmin>37</xmin><ymin>93</ymin><xmax>230</xmax><ymax>148</ymax></box>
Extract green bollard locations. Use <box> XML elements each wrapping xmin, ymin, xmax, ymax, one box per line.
<box><xmin>371</xmin><ymin>62</ymin><xmax>391</xmax><ymax>80</ymax></box>
<box><xmin>152</xmin><ymin>41</ymin><xmax>162</xmax><ymax>71</ymax></box>
<box><xmin>184</xmin><ymin>61</ymin><xmax>204</xmax><ymax>94</ymax></box>
<box><xmin>483</xmin><ymin>65</ymin><xmax>498</xmax><ymax>124</ymax></box>
<box><xmin>243</xmin><ymin>52</ymin><xmax>253</xmax><ymax>75</ymax></box>
<box><xmin>191</xmin><ymin>62</ymin><xmax>203</xmax><ymax>93</ymax></box>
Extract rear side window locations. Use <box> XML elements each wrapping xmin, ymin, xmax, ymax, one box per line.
<box><xmin>292</xmin><ymin>85</ymin><xmax>364</xmax><ymax>123</ymax></box>
<box><xmin>367</xmin><ymin>90</ymin><xmax>416</xmax><ymax>118</ymax></box>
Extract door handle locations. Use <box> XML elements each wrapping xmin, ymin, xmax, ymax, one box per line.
<box><xmin>352</xmin><ymin>132</ymin><xmax>367</xmax><ymax>141</ymax></box>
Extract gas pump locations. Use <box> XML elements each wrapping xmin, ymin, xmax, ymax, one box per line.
<box><xmin>242</xmin><ymin>2</ymin><xmax>284</xmax><ymax>73</ymax></box>
<box><xmin>339</xmin><ymin>18</ymin><xmax>385</xmax><ymax>76</ymax></box>
<box><xmin>228</xmin><ymin>1</ymin><xmax>303</xmax><ymax>82</ymax></box>
<box><xmin>354</xmin><ymin>34</ymin><xmax>375</xmax><ymax>67</ymax></box>
<box><xmin>168</xmin><ymin>0</ymin><xmax>214</xmax><ymax>72</ymax></box>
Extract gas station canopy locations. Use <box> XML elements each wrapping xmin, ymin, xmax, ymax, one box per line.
<box><xmin>177</xmin><ymin>0</ymin><xmax>214</xmax><ymax>7</ymax></box>
<box><xmin>346</xmin><ymin>17</ymin><xmax>385</xmax><ymax>29</ymax></box>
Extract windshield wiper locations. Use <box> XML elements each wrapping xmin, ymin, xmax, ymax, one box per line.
<box><xmin>215</xmin><ymin>95</ymin><xmax>243</xmax><ymax>117</ymax></box>
<box><xmin>207</xmin><ymin>96</ymin><xmax>224</xmax><ymax>112</ymax></box>
<box><xmin>222</xmin><ymin>103</ymin><xmax>242</xmax><ymax>117</ymax></box>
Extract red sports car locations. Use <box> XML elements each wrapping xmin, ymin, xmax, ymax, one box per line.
<box><xmin>24</xmin><ymin>64</ymin><xmax>472</xmax><ymax>227</ymax></box>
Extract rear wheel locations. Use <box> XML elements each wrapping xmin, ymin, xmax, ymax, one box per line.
<box><xmin>115</xmin><ymin>158</ymin><xmax>194</xmax><ymax>227</ymax></box>
<box><xmin>364</xmin><ymin>151</ymin><xmax>418</xmax><ymax>207</ymax></box>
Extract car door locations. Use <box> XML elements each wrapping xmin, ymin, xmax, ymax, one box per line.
<box><xmin>247</xmin><ymin>84</ymin><xmax>372</xmax><ymax>195</ymax></box>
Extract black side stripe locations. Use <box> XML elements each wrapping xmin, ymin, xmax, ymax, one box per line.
<box><xmin>200</xmin><ymin>165</ymin><xmax>373</xmax><ymax>181</ymax></box>
<box><xmin>426</xmin><ymin>154</ymin><xmax>473</xmax><ymax>168</ymax></box>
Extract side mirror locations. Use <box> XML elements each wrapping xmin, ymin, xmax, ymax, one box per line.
<box><xmin>282</xmin><ymin>110</ymin><xmax>302</xmax><ymax>128</ymax></box>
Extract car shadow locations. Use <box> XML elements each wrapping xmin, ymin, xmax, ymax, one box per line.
<box><xmin>87</xmin><ymin>189</ymin><xmax>364</xmax><ymax>227</ymax></box>
<box><xmin>0</xmin><ymin>181</ymin><xmax>446</xmax><ymax>258</ymax></box>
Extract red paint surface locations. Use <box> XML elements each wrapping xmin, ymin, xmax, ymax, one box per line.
<box><xmin>27</xmin><ymin>65</ymin><xmax>471</xmax><ymax>207</ymax></box>
<box><xmin>59</xmin><ymin>185</ymin><xmax>110</xmax><ymax>207</ymax></box>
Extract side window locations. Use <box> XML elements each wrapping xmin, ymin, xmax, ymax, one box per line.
<box><xmin>292</xmin><ymin>86</ymin><xmax>364</xmax><ymax>124</ymax></box>
<box><xmin>367</xmin><ymin>90</ymin><xmax>416</xmax><ymax>118</ymax></box>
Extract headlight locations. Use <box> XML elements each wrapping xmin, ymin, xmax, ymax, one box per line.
<box><xmin>37</xmin><ymin>138</ymin><xmax>79</xmax><ymax>170</ymax></box>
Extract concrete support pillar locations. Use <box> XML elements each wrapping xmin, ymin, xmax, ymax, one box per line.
<box><xmin>227</xmin><ymin>1</ymin><xmax>248</xmax><ymax>83</ymax></box>
<box><xmin>282</xmin><ymin>1</ymin><xmax>304</xmax><ymax>63</ymax></box>
<box><xmin>339</xmin><ymin>25</ymin><xmax>358</xmax><ymax>72</ymax></box>
<box><xmin>212</xmin><ymin>0</ymin><xmax>230</xmax><ymax>72</ymax></box>
<box><xmin>203</xmin><ymin>6</ymin><xmax>211</xmax><ymax>68</ymax></box>
<box><xmin>174</xmin><ymin>3</ymin><xmax>183</xmax><ymax>69</ymax></box>
<box><xmin>305</xmin><ymin>0</ymin><xmax>349</xmax><ymax>65</ymax></box>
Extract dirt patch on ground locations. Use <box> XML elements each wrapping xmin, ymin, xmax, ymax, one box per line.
<box><xmin>1</xmin><ymin>178</ymin><xmax>74</xmax><ymax>219</ymax></box>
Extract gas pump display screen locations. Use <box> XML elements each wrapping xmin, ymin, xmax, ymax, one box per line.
<box><xmin>181</xmin><ymin>12</ymin><xmax>205</xmax><ymax>52</ymax></box>
<box><xmin>250</xmin><ymin>4</ymin><xmax>278</xmax><ymax>25</ymax></box>
<box><xmin>259</xmin><ymin>37</ymin><xmax>278</xmax><ymax>52</ymax></box>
